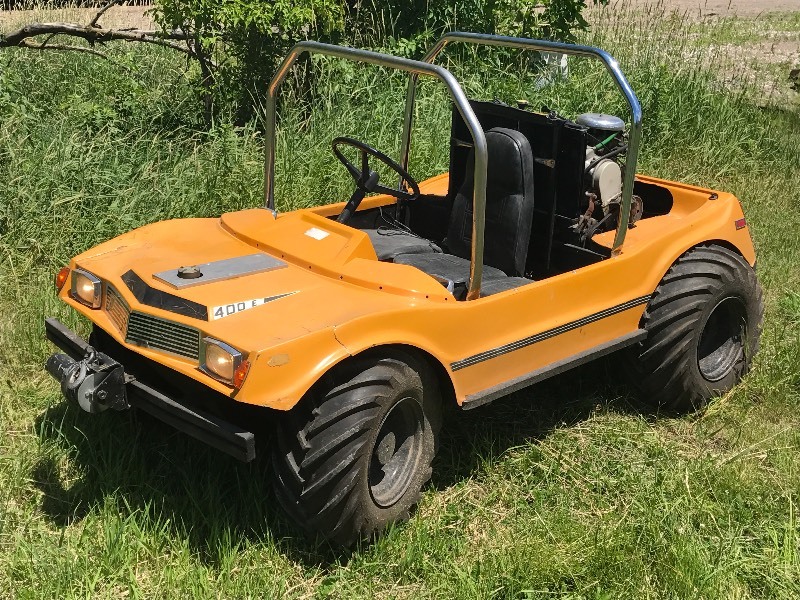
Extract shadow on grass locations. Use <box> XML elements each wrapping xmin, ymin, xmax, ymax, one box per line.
<box><xmin>33</xmin><ymin>352</ymin><xmax>646</xmax><ymax>566</ymax></box>
<box><xmin>430</xmin><ymin>355</ymin><xmax>646</xmax><ymax>490</ymax></box>
<box><xmin>32</xmin><ymin>402</ymin><xmax>349</xmax><ymax>567</ymax></box>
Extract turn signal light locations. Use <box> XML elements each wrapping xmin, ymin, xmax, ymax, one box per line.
<box><xmin>55</xmin><ymin>267</ymin><xmax>70</xmax><ymax>292</ymax></box>
<box><xmin>233</xmin><ymin>360</ymin><xmax>251</xmax><ymax>390</ymax></box>
<box><xmin>734</xmin><ymin>218</ymin><xmax>747</xmax><ymax>230</ymax></box>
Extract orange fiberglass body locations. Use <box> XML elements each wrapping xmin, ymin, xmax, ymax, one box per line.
<box><xmin>45</xmin><ymin>33</ymin><xmax>763</xmax><ymax>545</ymax></box>
<box><xmin>57</xmin><ymin>172</ymin><xmax>754</xmax><ymax>410</ymax></box>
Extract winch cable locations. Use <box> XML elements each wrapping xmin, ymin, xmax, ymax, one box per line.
<box><xmin>62</xmin><ymin>347</ymin><xmax>97</xmax><ymax>394</ymax></box>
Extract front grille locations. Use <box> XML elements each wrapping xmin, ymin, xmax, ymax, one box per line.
<box><xmin>105</xmin><ymin>284</ymin><xmax>130</xmax><ymax>336</ymax></box>
<box><xmin>125</xmin><ymin>312</ymin><xmax>201</xmax><ymax>360</ymax></box>
<box><xmin>103</xmin><ymin>282</ymin><xmax>201</xmax><ymax>360</ymax></box>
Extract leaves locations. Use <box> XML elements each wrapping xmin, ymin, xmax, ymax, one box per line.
<box><xmin>154</xmin><ymin>0</ymin><xmax>344</xmax><ymax>40</ymax></box>
<box><xmin>150</xmin><ymin>0</ymin><xmax>609</xmax><ymax>120</ymax></box>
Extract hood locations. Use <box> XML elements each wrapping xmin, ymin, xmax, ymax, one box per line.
<box><xmin>72</xmin><ymin>208</ymin><xmax>449</xmax><ymax>353</ymax></box>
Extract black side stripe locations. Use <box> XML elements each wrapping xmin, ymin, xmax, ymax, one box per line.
<box><xmin>450</xmin><ymin>295</ymin><xmax>651</xmax><ymax>371</ymax></box>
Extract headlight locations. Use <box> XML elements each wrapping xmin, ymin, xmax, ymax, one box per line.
<box><xmin>70</xmin><ymin>269</ymin><xmax>103</xmax><ymax>309</ymax></box>
<box><xmin>200</xmin><ymin>337</ymin><xmax>249</xmax><ymax>387</ymax></box>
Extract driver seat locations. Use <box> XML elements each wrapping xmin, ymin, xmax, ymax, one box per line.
<box><xmin>365</xmin><ymin>227</ymin><xmax>442</xmax><ymax>261</ymax></box>
<box><xmin>394</xmin><ymin>127</ymin><xmax>535</xmax><ymax>289</ymax></box>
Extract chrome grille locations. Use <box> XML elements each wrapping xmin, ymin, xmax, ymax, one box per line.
<box><xmin>105</xmin><ymin>285</ymin><xmax>130</xmax><ymax>336</ymax></box>
<box><xmin>125</xmin><ymin>312</ymin><xmax>200</xmax><ymax>360</ymax></box>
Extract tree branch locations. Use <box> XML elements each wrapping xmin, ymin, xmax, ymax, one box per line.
<box><xmin>90</xmin><ymin>0</ymin><xmax>125</xmax><ymax>29</ymax></box>
<box><xmin>0</xmin><ymin>22</ymin><xmax>213</xmax><ymax>67</ymax></box>
<box><xmin>1</xmin><ymin>22</ymin><xmax>189</xmax><ymax>47</ymax></box>
<box><xmin>19</xmin><ymin>39</ymin><xmax>110</xmax><ymax>59</ymax></box>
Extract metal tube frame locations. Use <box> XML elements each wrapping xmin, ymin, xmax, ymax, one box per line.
<box><xmin>400</xmin><ymin>31</ymin><xmax>643</xmax><ymax>255</ymax></box>
<box><xmin>263</xmin><ymin>35</ymin><xmax>642</xmax><ymax>300</ymax></box>
<box><xmin>263</xmin><ymin>41</ymin><xmax>488</xmax><ymax>299</ymax></box>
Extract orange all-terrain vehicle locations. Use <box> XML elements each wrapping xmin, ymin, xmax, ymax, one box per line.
<box><xmin>45</xmin><ymin>33</ymin><xmax>764</xmax><ymax>545</ymax></box>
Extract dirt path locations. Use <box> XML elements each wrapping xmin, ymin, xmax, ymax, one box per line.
<box><xmin>0</xmin><ymin>6</ymin><xmax>156</xmax><ymax>31</ymax></box>
<box><xmin>615</xmin><ymin>0</ymin><xmax>800</xmax><ymax>17</ymax></box>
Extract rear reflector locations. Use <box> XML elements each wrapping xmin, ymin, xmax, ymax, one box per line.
<box><xmin>735</xmin><ymin>218</ymin><xmax>747</xmax><ymax>230</ymax></box>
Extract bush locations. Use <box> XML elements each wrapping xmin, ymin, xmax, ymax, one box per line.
<box><xmin>154</xmin><ymin>0</ymin><xmax>608</xmax><ymax>122</ymax></box>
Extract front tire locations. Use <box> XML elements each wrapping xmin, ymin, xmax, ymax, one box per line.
<box><xmin>272</xmin><ymin>354</ymin><xmax>441</xmax><ymax>546</ymax></box>
<box><xmin>628</xmin><ymin>244</ymin><xmax>764</xmax><ymax>412</ymax></box>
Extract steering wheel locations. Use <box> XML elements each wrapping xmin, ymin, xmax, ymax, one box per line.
<box><xmin>332</xmin><ymin>136</ymin><xmax>421</xmax><ymax>224</ymax></box>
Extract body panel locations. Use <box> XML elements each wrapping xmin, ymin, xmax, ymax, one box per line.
<box><xmin>61</xmin><ymin>173</ymin><xmax>755</xmax><ymax>409</ymax></box>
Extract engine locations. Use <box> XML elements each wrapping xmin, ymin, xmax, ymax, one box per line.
<box><xmin>574</xmin><ymin>112</ymin><xmax>642</xmax><ymax>243</ymax></box>
<box><xmin>579</xmin><ymin>113</ymin><xmax>624</xmax><ymax>214</ymax></box>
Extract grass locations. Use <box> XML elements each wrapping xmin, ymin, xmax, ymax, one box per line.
<box><xmin>1</xmin><ymin>2</ymin><xmax>800</xmax><ymax>598</ymax></box>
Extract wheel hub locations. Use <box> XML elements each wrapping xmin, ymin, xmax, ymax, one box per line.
<box><xmin>697</xmin><ymin>296</ymin><xmax>747</xmax><ymax>382</ymax></box>
<box><xmin>368</xmin><ymin>395</ymin><xmax>423</xmax><ymax>508</ymax></box>
<box><xmin>375</xmin><ymin>431</ymin><xmax>397</xmax><ymax>466</ymax></box>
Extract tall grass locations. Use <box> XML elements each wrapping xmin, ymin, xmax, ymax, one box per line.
<box><xmin>1</xmin><ymin>3</ymin><xmax>799</xmax><ymax>598</ymax></box>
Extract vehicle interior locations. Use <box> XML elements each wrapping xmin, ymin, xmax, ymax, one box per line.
<box><xmin>262</xmin><ymin>38</ymin><xmax>676</xmax><ymax>301</ymax></box>
<box><xmin>328</xmin><ymin>98</ymin><xmax>675</xmax><ymax>300</ymax></box>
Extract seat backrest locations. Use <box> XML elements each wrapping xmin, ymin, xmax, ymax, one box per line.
<box><xmin>446</xmin><ymin>127</ymin><xmax>535</xmax><ymax>277</ymax></box>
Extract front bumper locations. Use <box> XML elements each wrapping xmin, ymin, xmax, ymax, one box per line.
<box><xmin>44</xmin><ymin>318</ymin><xmax>256</xmax><ymax>462</ymax></box>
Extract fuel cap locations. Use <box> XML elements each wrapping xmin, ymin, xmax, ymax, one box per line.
<box><xmin>177</xmin><ymin>265</ymin><xmax>203</xmax><ymax>279</ymax></box>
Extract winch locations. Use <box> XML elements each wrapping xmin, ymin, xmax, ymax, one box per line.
<box><xmin>45</xmin><ymin>347</ymin><xmax>129</xmax><ymax>413</ymax></box>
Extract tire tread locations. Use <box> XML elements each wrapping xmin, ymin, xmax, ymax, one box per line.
<box><xmin>272</xmin><ymin>357</ymin><xmax>440</xmax><ymax>546</ymax></box>
<box><xmin>628</xmin><ymin>243</ymin><xmax>764</xmax><ymax>412</ymax></box>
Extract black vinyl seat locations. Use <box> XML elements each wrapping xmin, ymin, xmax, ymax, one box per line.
<box><xmin>394</xmin><ymin>127</ymin><xmax>536</xmax><ymax>294</ymax></box>
<box><xmin>479</xmin><ymin>276</ymin><xmax>530</xmax><ymax>297</ymax></box>
<box><xmin>365</xmin><ymin>228</ymin><xmax>442</xmax><ymax>261</ymax></box>
<box><xmin>395</xmin><ymin>253</ymin><xmax>507</xmax><ymax>283</ymax></box>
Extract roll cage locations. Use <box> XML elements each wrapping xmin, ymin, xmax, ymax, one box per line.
<box><xmin>263</xmin><ymin>32</ymin><xmax>643</xmax><ymax>300</ymax></box>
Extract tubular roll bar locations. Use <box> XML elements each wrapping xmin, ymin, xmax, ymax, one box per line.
<box><xmin>263</xmin><ymin>35</ymin><xmax>642</xmax><ymax>299</ymax></box>
<box><xmin>400</xmin><ymin>32</ymin><xmax>643</xmax><ymax>255</ymax></box>
<box><xmin>263</xmin><ymin>41</ymin><xmax>489</xmax><ymax>299</ymax></box>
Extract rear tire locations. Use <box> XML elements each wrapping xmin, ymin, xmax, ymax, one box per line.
<box><xmin>272</xmin><ymin>354</ymin><xmax>441</xmax><ymax>546</ymax></box>
<box><xmin>628</xmin><ymin>244</ymin><xmax>764</xmax><ymax>412</ymax></box>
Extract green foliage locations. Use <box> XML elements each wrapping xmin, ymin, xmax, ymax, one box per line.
<box><xmin>538</xmin><ymin>0</ymin><xmax>604</xmax><ymax>40</ymax></box>
<box><xmin>347</xmin><ymin>0</ymin><xmax>609</xmax><ymax>46</ymax></box>
<box><xmin>156</xmin><ymin>0</ymin><xmax>344</xmax><ymax>43</ymax></box>
<box><xmin>154</xmin><ymin>0</ymin><xmax>345</xmax><ymax>121</ymax></box>
<box><xmin>153</xmin><ymin>0</ymin><xmax>609</xmax><ymax>121</ymax></box>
